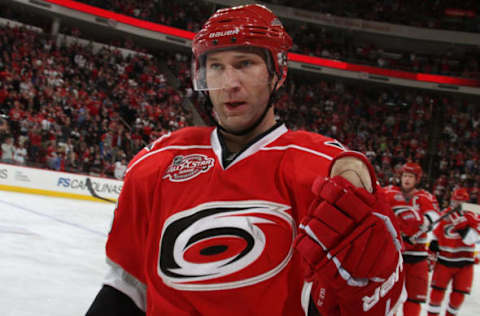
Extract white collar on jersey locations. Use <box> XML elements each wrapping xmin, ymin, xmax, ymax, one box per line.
<box><xmin>211</xmin><ymin>123</ymin><xmax>288</xmax><ymax>170</ymax></box>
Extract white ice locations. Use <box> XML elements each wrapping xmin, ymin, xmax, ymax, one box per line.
<box><xmin>0</xmin><ymin>190</ymin><xmax>479</xmax><ymax>315</ymax></box>
<box><xmin>0</xmin><ymin>191</ymin><xmax>113</xmax><ymax>316</ymax></box>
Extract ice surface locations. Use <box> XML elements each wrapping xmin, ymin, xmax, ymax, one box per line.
<box><xmin>0</xmin><ymin>190</ymin><xmax>478</xmax><ymax>315</ymax></box>
<box><xmin>0</xmin><ymin>191</ymin><xmax>113</xmax><ymax>316</ymax></box>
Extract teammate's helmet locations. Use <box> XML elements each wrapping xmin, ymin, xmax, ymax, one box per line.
<box><xmin>192</xmin><ymin>4</ymin><xmax>293</xmax><ymax>91</ymax></box>
<box><xmin>452</xmin><ymin>187</ymin><xmax>470</xmax><ymax>202</ymax></box>
<box><xmin>401</xmin><ymin>162</ymin><xmax>422</xmax><ymax>181</ymax></box>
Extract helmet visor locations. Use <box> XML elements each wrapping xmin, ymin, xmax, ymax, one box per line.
<box><xmin>192</xmin><ymin>48</ymin><xmax>273</xmax><ymax>91</ymax></box>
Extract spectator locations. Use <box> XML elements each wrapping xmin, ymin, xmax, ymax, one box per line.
<box><xmin>1</xmin><ymin>136</ymin><xmax>15</xmax><ymax>163</ymax></box>
<box><xmin>113</xmin><ymin>156</ymin><xmax>127</xmax><ymax>180</ymax></box>
<box><xmin>45</xmin><ymin>140</ymin><xmax>61</xmax><ymax>170</ymax></box>
<box><xmin>13</xmin><ymin>139</ymin><xmax>28</xmax><ymax>165</ymax></box>
<box><xmin>0</xmin><ymin>115</ymin><xmax>9</xmax><ymax>139</ymax></box>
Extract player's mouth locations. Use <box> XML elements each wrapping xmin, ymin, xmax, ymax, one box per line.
<box><xmin>224</xmin><ymin>101</ymin><xmax>247</xmax><ymax>110</ymax></box>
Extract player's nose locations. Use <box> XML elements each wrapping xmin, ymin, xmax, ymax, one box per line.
<box><xmin>222</xmin><ymin>67</ymin><xmax>241</xmax><ymax>90</ymax></box>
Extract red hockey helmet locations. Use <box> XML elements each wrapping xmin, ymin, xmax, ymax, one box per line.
<box><xmin>452</xmin><ymin>187</ymin><xmax>470</xmax><ymax>202</ymax></box>
<box><xmin>192</xmin><ymin>4</ymin><xmax>293</xmax><ymax>91</ymax></box>
<box><xmin>401</xmin><ymin>162</ymin><xmax>423</xmax><ymax>181</ymax></box>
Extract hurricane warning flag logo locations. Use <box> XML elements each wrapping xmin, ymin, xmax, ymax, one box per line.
<box><xmin>158</xmin><ymin>201</ymin><xmax>294</xmax><ymax>291</ymax></box>
<box><xmin>163</xmin><ymin>154</ymin><xmax>214</xmax><ymax>182</ymax></box>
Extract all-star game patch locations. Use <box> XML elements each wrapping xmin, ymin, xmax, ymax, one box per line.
<box><xmin>163</xmin><ymin>154</ymin><xmax>215</xmax><ymax>182</ymax></box>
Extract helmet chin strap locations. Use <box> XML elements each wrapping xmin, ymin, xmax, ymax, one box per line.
<box><xmin>203</xmin><ymin>81</ymin><xmax>279</xmax><ymax>137</ymax></box>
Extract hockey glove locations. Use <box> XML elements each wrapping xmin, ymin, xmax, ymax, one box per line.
<box><xmin>451</xmin><ymin>211</ymin><xmax>469</xmax><ymax>231</ymax></box>
<box><xmin>464</xmin><ymin>211</ymin><xmax>480</xmax><ymax>230</ymax></box>
<box><xmin>455</xmin><ymin>211</ymin><xmax>480</xmax><ymax>244</ymax></box>
<box><xmin>296</xmin><ymin>152</ymin><xmax>404</xmax><ymax>315</ymax></box>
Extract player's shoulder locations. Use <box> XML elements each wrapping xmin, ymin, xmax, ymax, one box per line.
<box><xmin>274</xmin><ymin>129</ymin><xmax>347</xmax><ymax>159</ymax></box>
<box><xmin>146</xmin><ymin>126</ymin><xmax>213</xmax><ymax>150</ymax></box>
<box><xmin>384</xmin><ymin>185</ymin><xmax>401</xmax><ymax>193</ymax></box>
<box><xmin>415</xmin><ymin>189</ymin><xmax>436</xmax><ymax>200</ymax></box>
<box><xmin>126</xmin><ymin>127</ymin><xmax>213</xmax><ymax>176</ymax></box>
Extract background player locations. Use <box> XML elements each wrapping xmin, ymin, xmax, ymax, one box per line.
<box><xmin>86</xmin><ymin>4</ymin><xmax>405</xmax><ymax>316</ymax></box>
<box><xmin>427</xmin><ymin>188</ymin><xmax>480</xmax><ymax>316</ymax></box>
<box><xmin>385</xmin><ymin>162</ymin><xmax>440</xmax><ymax>316</ymax></box>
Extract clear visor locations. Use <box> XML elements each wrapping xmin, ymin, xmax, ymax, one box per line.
<box><xmin>192</xmin><ymin>49</ymin><xmax>273</xmax><ymax>91</ymax></box>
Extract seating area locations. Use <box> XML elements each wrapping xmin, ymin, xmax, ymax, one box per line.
<box><xmin>1</xmin><ymin>1</ymin><xmax>479</xmax><ymax>206</ymax></box>
<box><xmin>0</xmin><ymin>24</ymin><xmax>192</xmax><ymax>178</ymax></box>
<box><xmin>73</xmin><ymin>0</ymin><xmax>480</xmax><ymax>79</ymax></box>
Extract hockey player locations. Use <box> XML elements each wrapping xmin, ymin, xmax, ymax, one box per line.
<box><xmin>86</xmin><ymin>4</ymin><xmax>405</xmax><ymax>316</ymax></box>
<box><xmin>385</xmin><ymin>162</ymin><xmax>440</xmax><ymax>316</ymax></box>
<box><xmin>427</xmin><ymin>188</ymin><xmax>480</xmax><ymax>316</ymax></box>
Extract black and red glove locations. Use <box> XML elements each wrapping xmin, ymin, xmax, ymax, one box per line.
<box><xmin>295</xmin><ymin>152</ymin><xmax>405</xmax><ymax>315</ymax></box>
<box><xmin>454</xmin><ymin>211</ymin><xmax>480</xmax><ymax>244</ymax></box>
<box><xmin>451</xmin><ymin>211</ymin><xmax>468</xmax><ymax>231</ymax></box>
<box><xmin>463</xmin><ymin>211</ymin><xmax>480</xmax><ymax>229</ymax></box>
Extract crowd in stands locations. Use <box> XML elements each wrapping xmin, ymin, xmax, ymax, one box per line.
<box><xmin>72</xmin><ymin>0</ymin><xmax>480</xmax><ymax>80</ymax></box>
<box><xmin>0</xmin><ymin>24</ymin><xmax>192</xmax><ymax>179</ymax></box>
<box><xmin>76</xmin><ymin>0</ymin><xmax>212</xmax><ymax>33</ymax></box>
<box><xmin>285</xmin><ymin>23</ymin><xmax>480</xmax><ymax>80</ymax></box>
<box><xmin>76</xmin><ymin>0</ymin><xmax>480</xmax><ymax>34</ymax></box>
<box><xmin>264</xmin><ymin>0</ymin><xmax>480</xmax><ymax>33</ymax></box>
<box><xmin>0</xmin><ymin>12</ymin><xmax>479</xmax><ymax>206</ymax></box>
<box><xmin>272</xmin><ymin>74</ymin><xmax>480</xmax><ymax>207</ymax></box>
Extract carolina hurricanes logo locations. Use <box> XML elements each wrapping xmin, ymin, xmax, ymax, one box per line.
<box><xmin>158</xmin><ymin>201</ymin><xmax>294</xmax><ymax>291</ymax></box>
<box><xmin>444</xmin><ymin>224</ymin><xmax>462</xmax><ymax>239</ymax></box>
<box><xmin>163</xmin><ymin>154</ymin><xmax>214</xmax><ymax>182</ymax></box>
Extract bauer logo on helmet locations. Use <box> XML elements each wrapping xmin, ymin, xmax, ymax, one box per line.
<box><xmin>208</xmin><ymin>29</ymin><xmax>240</xmax><ymax>38</ymax></box>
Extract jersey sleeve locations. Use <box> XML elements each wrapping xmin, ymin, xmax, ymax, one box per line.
<box><xmin>421</xmin><ymin>192</ymin><xmax>440</xmax><ymax>224</ymax></box>
<box><xmin>103</xmin><ymin>148</ymin><xmax>157</xmax><ymax>311</ymax></box>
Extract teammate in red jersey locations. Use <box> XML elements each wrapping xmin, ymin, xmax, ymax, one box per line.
<box><xmin>427</xmin><ymin>188</ymin><xmax>480</xmax><ymax>316</ymax></box>
<box><xmin>86</xmin><ymin>4</ymin><xmax>405</xmax><ymax>316</ymax></box>
<box><xmin>384</xmin><ymin>162</ymin><xmax>440</xmax><ymax>316</ymax></box>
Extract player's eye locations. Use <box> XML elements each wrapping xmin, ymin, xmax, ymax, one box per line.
<box><xmin>208</xmin><ymin>63</ymin><xmax>223</xmax><ymax>71</ymax></box>
<box><xmin>235</xmin><ymin>59</ymin><xmax>253</xmax><ymax>69</ymax></box>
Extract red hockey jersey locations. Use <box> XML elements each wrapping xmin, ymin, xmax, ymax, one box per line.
<box><xmin>104</xmin><ymin>124</ymin><xmax>403</xmax><ymax>315</ymax></box>
<box><xmin>384</xmin><ymin>185</ymin><xmax>439</xmax><ymax>261</ymax></box>
<box><xmin>432</xmin><ymin>207</ymin><xmax>480</xmax><ymax>267</ymax></box>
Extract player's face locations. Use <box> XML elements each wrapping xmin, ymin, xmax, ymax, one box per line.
<box><xmin>401</xmin><ymin>172</ymin><xmax>416</xmax><ymax>191</ymax></box>
<box><xmin>205</xmin><ymin>49</ymin><xmax>277</xmax><ymax>135</ymax></box>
